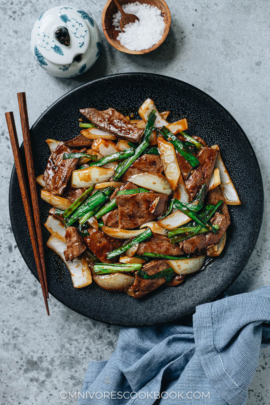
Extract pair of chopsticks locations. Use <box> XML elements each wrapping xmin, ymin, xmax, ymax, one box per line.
<box><xmin>6</xmin><ymin>93</ymin><xmax>50</xmax><ymax>315</ymax></box>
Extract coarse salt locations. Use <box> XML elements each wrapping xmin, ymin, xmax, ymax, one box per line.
<box><xmin>112</xmin><ymin>2</ymin><xmax>165</xmax><ymax>51</ymax></box>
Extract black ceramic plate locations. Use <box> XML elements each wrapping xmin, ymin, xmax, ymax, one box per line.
<box><xmin>9</xmin><ymin>73</ymin><xmax>263</xmax><ymax>326</ymax></box>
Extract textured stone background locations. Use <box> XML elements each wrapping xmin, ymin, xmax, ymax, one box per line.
<box><xmin>0</xmin><ymin>0</ymin><xmax>270</xmax><ymax>403</ymax></box>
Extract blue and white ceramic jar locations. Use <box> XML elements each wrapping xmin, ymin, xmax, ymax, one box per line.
<box><xmin>31</xmin><ymin>6</ymin><xmax>101</xmax><ymax>78</ymax></box>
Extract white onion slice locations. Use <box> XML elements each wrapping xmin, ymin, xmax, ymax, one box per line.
<box><xmin>45</xmin><ymin>215</ymin><xmax>66</xmax><ymax>242</ymax></box>
<box><xmin>207</xmin><ymin>233</ymin><xmax>227</xmax><ymax>257</ymax></box>
<box><xmin>126</xmin><ymin>243</ymin><xmax>139</xmax><ymax>257</ymax></box>
<box><xmin>158</xmin><ymin>210</ymin><xmax>191</xmax><ymax>230</ymax></box>
<box><xmin>140</xmin><ymin>221</ymin><xmax>167</xmax><ymax>236</ymax></box>
<box><xmin>119</xmin><ymin>256</ymin><xmax>146</xmax><ymax>264</ymax></box>
<box><xmin>47</xmin><ymin>235</ymin><xmax>92</xmax><ymax>288</ymax></box>
<box><xmin>46</xmin><ymin>139</ymin><xmax>61</xmax><ymax>153</ymax></box>
<box><xmin>116</xmin><ymin>140</ymin><xmax>131</xmax><ymax>151</ymax></box>
<box><xmin>174</xmin><ymin>174</ymin><xmax>190</xmax><ymax>203</ymax></box>
<box><xmin>139</xmin><ymin>99</ymin><xmax>169</xmax><ymax>127</ymax></box>
<box><xmin>36</xmin><ymin>174</ymin><xmax>46</xmax><ymax>188</ymax></box>
<box><xmin>166</xmin><ymin>119</ymin><xmax>188</xmax><ymax>134</ymax></box>
<box><xmin>88</xmin><ymin>216</ymin><xmax>99</xmax><ymax>231</ymax></box>
<box><xmin>160</xmin><ymin>111</ymin><xmax>170</xmax><ymax>120</ymax></box>
<box><xmin>95</xmin><ymin>181</ymin><xmax>124</xmax><ymax>189</ymax></box>
<box><xmin>41</xmin><ymin>189</ymin><xmax>71</xmax><ymax>210</ymax></box>
<box><xmin>158</xmin><ymin>135</ymin><xmax>180</xmax><ymax>190</ymax></box>
<box><xmin>93</xmin><ymin>273</ymin><xmax>134</xmax><ymax>291</ymax></box>
<box><xmin>130</xmin><ymin>119</ymin><xmax>146</xmax><ymax>129</ymax></box>
<box><xmin>168</xmin><ymin>256</ymin><xmax>205</xmax><ymax>275</ymax></box>
<box><xmin>209</xmin><ymin>168</ymin><xmax>221</xmax><ymax>191</ymax></box>
<box><xmin>71</xmin><ymin>167</ymin><xmax>115</xmax><ymax>188</ymax></box>
<box><xmin>102</xmin><ymin>226</ymin><xmax>145</xmax><ymax>239</ymax></box>
<box><xmin>127</xmin><ymin>173</ymin><xmax>172</xmax><ymax>195</ymax></box>
<box><xmin>211</xmin><ymin>146</ymin><xmax>241</xmax><ymax>205</ymax></box>
<box><xmin>92</xmin><ymin>139</ymin><xmax>120</xmax><ymax>156</ymax></box>
<box><xmin>103</xmin><ymin>161</ymin><xmax>118</xmax><ymax>169</ymax></box>
<box><xmin>80</xmin><ymin>128</ymin><xmax>117</xmax><ymax>140</ymax></box>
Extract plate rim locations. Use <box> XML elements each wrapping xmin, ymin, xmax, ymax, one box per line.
<box><xmin>9</xmin><ymin>72</ymin><xmax>264</xmax><ymax>325</ymax></box>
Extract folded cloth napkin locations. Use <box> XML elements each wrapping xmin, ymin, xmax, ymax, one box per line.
<box><xmin>78</xmin><ymin>287</ymin><xmax>270</xmax><ymax>405</ymax></box>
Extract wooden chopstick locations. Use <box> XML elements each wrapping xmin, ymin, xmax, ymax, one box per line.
<box><xmin>5</xmin><ymin>112</ymin><xmax>49</xmax><ymax>315</ymax></box>
<box><xmin>17</xmin><ymin>92</ymin><xmax>49</xmax><ymax>299</ymax></box>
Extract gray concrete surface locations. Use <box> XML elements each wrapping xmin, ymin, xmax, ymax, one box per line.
<box><xmin>0</xmin><ymin>0</ymin><xmax>270</xmax><ymax>403</ymax></box>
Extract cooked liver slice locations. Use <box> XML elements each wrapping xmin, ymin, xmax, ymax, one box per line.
<box><xmin>65</xmin><ymin>134</ymin><xmax>92</xmax><ymax>148</ymax></box>
<box><xmin>64</xmin><ymin>227</ymin><xmax>86</xmax><ymax>261</ymax></box>
<box><xmin>185</xmin><ymin>146</ymin><xmax>218</xmax><ymax>200</ymax></box>
<box><xmin>65</xmin><ymin>188</ymin><xmax>86</xmax><ymax>203</ymax></box>
<box><xmin>127</xmin><ymin>260</ymin><xmax>169</xmax><ymax>299</ymax></box>
<box><xmin>103</xmin><ymin>182</ymin><xmax>139</xmax><ymax>227</ymax></box>
<box><xmin>80</xmin><ymin>108</ymin><xmax>143</xmax><ymax>143</ymax></box>
<box><xmin>122</xmin><ymin>154</ymin><xmax>163</xmax><ymax>182</ymax></box>
<box><xmin>137</xmin><ymin>234</ymin><xmax>183</xmax><ymax>256</ymax></box>
<box><xmin>182</xmin><ymin>187</ymin><xmax>230</xmax><ymax>254</ymax></box>
<box><xmin>102</xmin><ymin>209</ymin><xmax>119</xmax><ymax>228</ymax></box>
<box><xmin>84</xmin><ymin>229</ymin><xmax>122</xmax><ymax>263</ymax></box>
<box><xmin>44</xmin><ymin>142</ymin><xmax>79</xmax><ymax>195</ymax></box>
<box><xmin>116</xmin><ymin>192</ymin><xmax>168</xmax><ymax>229</ymax></box>
<box><xmin>182</xmin><ymin>212</ymin><xmax>228</xmax><ymax>254</ymax></box>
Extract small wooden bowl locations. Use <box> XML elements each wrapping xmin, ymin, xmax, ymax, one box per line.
<box><xmin>102</xmin><ymin>0</ymin><xmax>171</xmax><ymax>55</ymax></box>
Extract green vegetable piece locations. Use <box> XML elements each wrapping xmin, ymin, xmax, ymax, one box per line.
<box><xmin>113</xmin><ymin>110</ymin><xmax>156</xmax><ymax>180</ymax></box>
<box><xmin>137</xmin><ymin>268</ymin><xmax>174</xmax><ymax>279</ymax></box>
<box><xmin>63</xmin><ymin>152</ymin><xmax>97</xmax><ymax>160</ymax></box>
<box><xmin>63</xmin><ymin>186</ymin><xmax>94</xmax><ymax>219</ymax></box>
<box><xmin>159</xmin><ymin>127</ymin><xmax>199</xmax><ymax>168</ymax></box>
<box><xmin>79</xmin><ymin>122</ymin><xmax>95</xmax><ymax>128</ymax></box>
<box><xmin>180</xmin><ymin>131</ymin><xmax>204</xmax><ymax>149</ymax></box>
<box><xmin>107</xmin><ymin>228</ymin><xmax>152</xmax><ymax>259</ymax></box>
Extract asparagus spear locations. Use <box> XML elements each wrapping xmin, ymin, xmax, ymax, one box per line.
<box><xmin>137</xmin><ymin>268</ymin><xmax>174</xmax><ymax>279</ymax></box>
<box><xmin>107</xmin><ymin>228</ymin><xmax>152</xmax><ymax>259</ymax></box>
<box><xmin>180</xmin><ymin>132</ymin><xmax>204</xmax><ymax>149</ymax></box>
<box><xmin>144</xmin><ymin>146</ymin><xmax>159</xmax><ymax>155</ymax></box>
<box><xmin>173</xmin><ymin>199</ymin><xmax>214</xmax><ymax>231</ymax></box>
<box><xmin>93</xmin><ymin>263</ymin><xmax>142</xmax><ymax>274</ymax></box>
<box><xmin>62</xmin><ymin>186</ymin><xmax>94</xmax><ymax>219</ymax></box>
<box><xmin>140</xmin><ymin>252</ymin><xmax>188</xmax><ymax>260</ymax></box>
<box><xmin>79</xmin><ymin>122</ymin><xmax>95</xmax><ymax>128</ymax></box>
<box><xmin>80</xmin><ymin>148</ymin><xmax>135</xmax><ymax>170</ymax></box>
<box><xmin>159</xmin><ymin>127</ymin><xmax>199</xmax><ymax>168</ymax></box>
<box><xmin>63</xmin><ymin>153</ymin><xmax>97</xmax><ymax>160</ymax></box>
<box><xmin>113</xmin><ymin>110</ymin><xmax>156</xmax><ymax>181</ymax></box>
<box><xmin>79</xmin><ymin>205</ymin><xmax>100</xmax><ymax>225</ymax></box>
<box><xmin>65</xmin><ymin>187</ymin><xmax>113</xmax><ymax>227</ymax></box>
<box><xmin>95</xmin><ymin>199</ymin><xmax>117</xmax><ymax>219</ymax></box>
<box><xmin>169</xmin><ymin>224</ymin><xmax>219</xmax><ymax>244</ymax></box>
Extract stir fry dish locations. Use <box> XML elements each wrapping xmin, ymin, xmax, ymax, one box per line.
<box><xmin>37</xmin><ymin>99</ymin><xmax>241</xmax><ymax>299</ymax></box>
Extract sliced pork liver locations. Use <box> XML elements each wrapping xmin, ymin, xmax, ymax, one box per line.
<box><xmin>127</xmin><ymin>260</ymin><xmax>169</xmax><ymax>299</ymax></box>
<box><xmin>185</xmin><ymin>146</ymin><xmax>218</xmax><ymax>200</ymax></box>
<box><xmin>65</xmin><ymin>134</ymin><xmax>93</xmax><ymax>148</ymax></box>
<box><xmin>84</xmin><ymin>229</ymin><xmax>122</xmax><ymax>263</ymax></box>
<box><xmin>44</xmin><ymin>142</ymin><xmax>79</xmax><ymax>195</ymax></box>
<box><xmin>137</xmin><ymin>234</ymin><xmax>183</xmax><ymax>256</ymax></box>
<box><xmin>102</xmin><ymin>209</ymin><xmax>119</xmax><ymax>228</ymax></box>
<box><xmin>80</xmin><ymin>108</ymin><xmax>143</xmax><ymax>143</ymax></box>
<box><xmin>116</xmin><ymin>192</ymin><xmax>168</xmax><ymax>229</ymax></box>
<box><xmin>122</xmin><ymin>154</ymin><xmax>163</xmax><ymax>182</ymax></box>
<box><xmin>64</xmin><ymin>227</ymin><xmax>86</xmax><ymax>261</ymax></box>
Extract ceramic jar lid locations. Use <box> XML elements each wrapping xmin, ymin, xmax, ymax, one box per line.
<box><xmin>31</xmin><ymin>6</ymin><xmax>101</xmax><ymax>78</ymax></box>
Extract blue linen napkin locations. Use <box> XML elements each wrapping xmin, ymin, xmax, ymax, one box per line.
<box><xmin>78</xmin><ymin>287</ymin><xmax>270</xmax><ymax>405</ymax></box>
